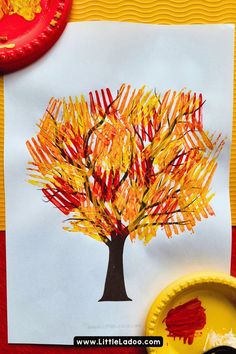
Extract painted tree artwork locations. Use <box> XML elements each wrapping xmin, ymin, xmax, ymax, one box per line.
<box><xmin>26</xmin><ymin>84</ymin><xmax>224</xmax><ymax>302</ymax></box>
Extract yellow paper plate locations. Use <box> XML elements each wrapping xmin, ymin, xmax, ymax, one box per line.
<box><xmin>146</xmin><ymin>272</ymin><xmax>236</xmax><ymax>354</ymax></box>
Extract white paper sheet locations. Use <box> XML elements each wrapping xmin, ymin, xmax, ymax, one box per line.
<box><xmin>4</xmin><ymin>22</ymin><xmax>234</xmax><ymax>344</ymax></box>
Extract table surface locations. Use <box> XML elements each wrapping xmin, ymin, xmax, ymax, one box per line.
<box><xmin>0</xmin><ymin>228</ymin><xmax>235</xmax><ymax>353</ymax></box>
<box><xmin>1</xmin><ymin>1</ymin><xmax>236</xmax><ymax>353</ymax></box>
<box><xmin>0</xmin><ymin>0</ymin><xmax>236</xmax><ymax>230</ymax></box>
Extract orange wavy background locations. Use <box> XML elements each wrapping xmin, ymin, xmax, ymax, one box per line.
<box><xmin>0</xmin><ymin>0</ymin><xmax>235</xmax><ymax>229</ymax></box>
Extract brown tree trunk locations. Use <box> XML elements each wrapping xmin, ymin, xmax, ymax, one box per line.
<box><xmin>99</xmin><ymin>235</ymin><xmax>131</xmax><ymax>302</ymax></box>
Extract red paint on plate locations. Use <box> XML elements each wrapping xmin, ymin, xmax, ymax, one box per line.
<box><xmin>163</xmin><ymin>298</ymin><xmax>206</xmax><ymax>345</ymax></box>
<box><xmin>0</xmin><ymin>0</ymin><xmax>72</xmax><ymax>73</ymax></box>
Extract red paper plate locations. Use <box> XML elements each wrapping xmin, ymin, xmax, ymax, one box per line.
<box><xmin>0</xmin><ymin>0</ymin><xmax>72</xmax><ymax>73</ymax></box>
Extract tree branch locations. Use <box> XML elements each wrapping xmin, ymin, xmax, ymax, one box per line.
<box><xmin>83</xmin><ymin>91</ymin><xmax>122</xmax><ymax>169</ymax></box>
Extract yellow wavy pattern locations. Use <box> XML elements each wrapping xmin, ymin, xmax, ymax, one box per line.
<box><xmin>0</xmin><ymin>0</ymin><xmax>236</xmax><ymax>229</ymax></box>
<box><xmin>70</xmin><ymin>0</ymin><xmax>236</xmax><ymax>21</ymax></box>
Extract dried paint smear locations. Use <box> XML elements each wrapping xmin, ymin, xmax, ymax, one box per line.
<box><xmin>26</xmin><ymin>85</ymin><xmax>225</xmax><ymax>301</ymax></box>
<box><xmin>0</xmin><ymin>0</ymin><xmax>41</xmax><ymax>21</ymax></box>
<box><xmin>204</xmin><ymin>329</ymin><xmax>236</xmax><ymax>351</ymax></box>
<box><xmin>163</xmin><ymin>298</ymin><xmax>206</xmax><ymax>344</ymax></box>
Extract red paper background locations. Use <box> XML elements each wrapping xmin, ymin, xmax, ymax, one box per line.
<box><xmin>0</xmin><ymin>228</ymin><xmax>235</xmax><ymax>353</ymax></box>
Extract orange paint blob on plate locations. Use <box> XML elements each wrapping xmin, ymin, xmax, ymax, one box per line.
<box><xmin>0</xmin><ymin>0</ymin><xmax>42</xmax><ymax>21</ymax></box>
<box><xmin>0</xmin><ymin>0</ymin><xmax>72</xmax><ymax>73</ymax></box>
